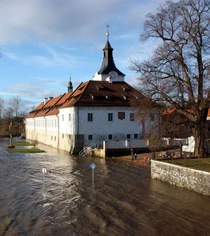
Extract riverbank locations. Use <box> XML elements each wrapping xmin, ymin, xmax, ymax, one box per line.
<box><xmin>115</xmin><ymin>152</ymin><xmax>210</xmax><ymax>173</ymax></box>
<box><xmin>107</xmin><ymin>152</ymin><xmax>153</xmax><ymax>165</ymax></box>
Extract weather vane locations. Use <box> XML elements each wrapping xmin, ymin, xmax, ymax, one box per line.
<box><xmin>106</xmin><ymin>24</ymin><xmax>110</xmax><ymax>39</ymax></box>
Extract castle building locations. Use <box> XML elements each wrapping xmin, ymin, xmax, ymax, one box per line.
<box><xmin>25</xmin><ymin>33</ymin><xmax>155</xmax><ymax>154</ymax></box>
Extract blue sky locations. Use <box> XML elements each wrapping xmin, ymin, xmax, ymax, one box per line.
<box><xmin>0</xmin><ymin>0</ymin><xmax>164</xmax><ymax>112</ymax></box>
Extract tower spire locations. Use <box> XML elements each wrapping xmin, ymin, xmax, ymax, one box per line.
<box><xmin>68</xmin><ymin>75</ymin><xmax>73</xmax><ymax>93</ymax></box>
<box><xmin>92</xmin><ymin>27</ymin><xmax>125</xmax><ymax>82</ymax></box>
<box><xmin>106</xmin><ymin>24</ymin><xmax>110</xmax><ymax>40</ymax></box>
<box><xmin>97</xmin><ymin>26</ymin><xmax>125</xmax><ymax>77</ymax></box>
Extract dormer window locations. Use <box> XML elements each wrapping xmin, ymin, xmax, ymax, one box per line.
<box><xmin>96</xmin><ymin>84</ymin><xmax>105</xmax><ymax>90</ymax></box>
<box><xmin>105</xmin><ymin>94</ymin><xmax>114</xmax><ymax>100</ymax></box>
<box><xmin>74</xmin><ymin>95</ymin><xmax>79</xmax><ymax>101</ymax></box>
<box><xmin>133</xmin><ymin>95</ymin><xmax>139</xmax><ymax>99</ymax></box>
<box><xmin>122</xmin><ymin>94</ymin><xmax>129</xmax><ymax>100</ymax></box>
<box><xmin>121</xmin><ymin>85</ymin><xmax>130</xmax><ymax>92</ymax></box>
<box><xmin>79</xmin><ymin>85</ymin><xmax>85</xmax><ymax>90</ymax></box>
<box><xmin>90</xmin><ymin>93</ymin><xmax>100</xmax><ymax>100</ymax></box>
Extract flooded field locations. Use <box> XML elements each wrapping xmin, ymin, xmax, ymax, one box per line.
<box><xmin>0</xmin><ymin>138</ymin><xmax>210</xmax><ymax>236</ymax></box>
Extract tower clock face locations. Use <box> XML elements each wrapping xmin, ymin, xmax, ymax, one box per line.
<box><xmin>109</xmin><ymin>71</ymin><xmax>118</xmax><ymax>79</ymax></box>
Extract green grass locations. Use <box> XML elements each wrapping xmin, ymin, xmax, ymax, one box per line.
<box><xmin>12</xmin><ymin>141</ymin><xmax>33</xmax><ymax>146</ymax></box>
<box><xmin>8</xmin><ymin>141</ymin><xmax>45</xmax><ymax>153</ymax></box>
<box><xmin>7</xmin><ymin>148</ymin><xmax>45</xmax><ymax>153</ymax></box>
<box><xmin>165</xmin><ymin>158</ymin><xmax>210</xmax><ymax>172</ymax></box>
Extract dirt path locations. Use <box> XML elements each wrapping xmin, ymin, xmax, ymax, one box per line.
<box><xmin>108</xmin><ymin>152</ymin><xmax>153</xmax><ymax>165</ymax></box>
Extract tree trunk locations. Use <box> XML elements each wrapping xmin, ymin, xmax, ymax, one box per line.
<box><xmin>192</xmin><ymin>122</ymin><xmax>206</xmax><ymax>158</ymax></box>
<box><xmin>9</xmin><ymin>134</ymin><xmax>12</xmax><ymax>146</ymax></box>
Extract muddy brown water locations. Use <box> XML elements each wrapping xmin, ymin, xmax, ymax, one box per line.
<box><xmin>0</xmin><ymin>138</ymin><xmax>210</xmax><ymax>236</ymax></box>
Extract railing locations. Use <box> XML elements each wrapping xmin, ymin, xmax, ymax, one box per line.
<box><xmin>106</xmin><ymin>139</ymin><xmax>148</xmax><ymax>149</ymax></box>
<box><xmin>79</xmin><ymin>143</ymin><xmax>96</xmax><ymax>157</ymax></box>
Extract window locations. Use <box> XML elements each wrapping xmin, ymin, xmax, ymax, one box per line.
<box><xmin>108</xmin><ymin>134</ymin><xmax>113</xmax><ymax>140</ymax></box>
<box><xmin>134</xmin><ymin>134</ymin><xmax>138</xmax><ymax>139</ymax></box>
<box><xmin>62</xmin><ymin>114</ymin><xmax>64</xmax><ymax>121</ymax></box>
<box><xmin>62</xmin><ymin>134</ymin><xmax>64</xmax><ymax>138</ymax></box>
<box><xmin>127</xmin><ymin>134</ymin><xmax>130</xmax><ymax>140</ymax></box>
<box><xmin>88</xmin><ymin>135</ymin><xmax>93</xmax><ymax>140</ymax></box>
<box><xmin>69</xmin><ymin>114</ymin><xmax>71</xmax><ymax>121</ymax></box>
<box><xmin>130</xmin><ymin>113</ymin><xmax>134</xmax><ymax>121</ymax></box>
<box><xmin>88</xmin><ymin>113</ymin><xmax>93</xmax><ymax>121</ymax></box>
<box><xmin>108</xmin><ymin>113</ymin><xmax>113</xmax><ymax>121</ymax></box>
<box><xmin>118</xmin><ymin>112</ymin><xmax>125</xmax><ymax>120</ymax></box>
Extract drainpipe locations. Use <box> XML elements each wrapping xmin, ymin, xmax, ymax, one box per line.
<box><xmin>44</xmin><ymin>116</ymin><xmax>46</xmax><ymax>143</ymax></box>
<box><xmin>56</xmin><ymin>114</ymin><xmax>59</xmax><ymax>149</ymax></box>
<box><xmin>72</xmin><ymin>106</ymin><xmax>79</xmax><ymax>154</ymax></box>
<box><xmin>33</xmin><ymin>118</ymin><xmax>35</xmax><ymax>141</ymax></box>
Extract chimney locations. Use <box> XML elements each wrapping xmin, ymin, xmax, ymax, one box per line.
<box><xmin>44</xmin><ymin>98</ymin><xmax>48</xmax><ymax>104</ymax></box>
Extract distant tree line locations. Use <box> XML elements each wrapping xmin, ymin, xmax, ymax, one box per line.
<box><xmin>0</xmin><ymin>95</ymin><xmax>27</xmax><ymax>137</ymax></box>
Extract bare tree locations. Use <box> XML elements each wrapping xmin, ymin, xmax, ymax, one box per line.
<box><xmin>9</xmin><ymin>95</ymin><xmax>22</xmax><ymax>117</ymax></box>
<box><xmin>3</xmin><ymin>107</ymin><xmax>14</xmax><ymax>120</ymax></box>
<box><xmin>131</xmin><ymin>0</ymin><xmax>210</xmax><ymax>157</ymax></box>
<box><xmin>0</xmin><ymin>97</ymin><xmax>4</xmax><ymax>118</ymax></box>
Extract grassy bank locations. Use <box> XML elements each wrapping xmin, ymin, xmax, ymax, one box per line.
<box><xmin>8</xmin><ymin>148</ymin><xmax>45</xmax><ymax>153</ymax></box>
<box><xmin>12</xmin><ymin>141</ymin><xmax>33</xmax><ymax>146</ymax></box>
<box><xmin>164</xmin><ymin>158</ymin><xmax>210</xmax><ymax>172</ymax></box>
<box><xmin>8</xmin><ymin>141</ymin><xmax>45</xmax><ymax>153</ymax></box>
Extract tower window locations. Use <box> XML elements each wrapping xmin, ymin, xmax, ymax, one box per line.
<box><xmin>88</xmin><ymin>135</ymin><xmax>93</xmax><ymax>140</ymax></box>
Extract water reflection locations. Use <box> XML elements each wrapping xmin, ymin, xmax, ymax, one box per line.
<box><xmin>0</xmin><ymin>138</ymin><xmax>210</xmax><ymax>235</ymax></box>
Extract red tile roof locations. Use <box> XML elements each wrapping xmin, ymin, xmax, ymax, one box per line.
<box><xmin>25</xmin><ymin>80</ymin><xmax>143</xmax><ymax>118</ymax></box>
<box><xmin>61</xmin><ymin>80</ymin><xmax>142</xmax><ymax>108</ymax></box>
<box><xmin>25</xmin><ymin>92</ymin><xmax>72</xmax><ymax>118</ymax></box>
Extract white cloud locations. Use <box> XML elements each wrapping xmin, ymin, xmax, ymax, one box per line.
<box><xmin>4</xmin><ymin>52</ymin><xmax>18</xmax><ymax>60</ymax></box>
<box><xmin>0</xmin><ymin>0</ymin><xmax>167</xmax><ymax>110</ymax></box>
<box><xmin>0</xmin><ymin>0</ymin><xmax>165</xmax><ymax>44</ymax></box>
<box><xmin>22</xmin><ymin>45</ymin><xmax>78</xmax><ymax>67</ymax></box>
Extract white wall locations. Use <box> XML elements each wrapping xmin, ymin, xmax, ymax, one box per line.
<box><xmin>77</xmin><ymin>107</ymin><xmax>143</xmax><ymax>145</ymax></box>
<box><xmin>59</xmin><ymin>107</ymin><xmax>75</xmax><ymax>135</ymax></box>
<box><xmin>25</xmin><ymin>106</ymin><xmax>158</xmax><ymax>153</ymax></box>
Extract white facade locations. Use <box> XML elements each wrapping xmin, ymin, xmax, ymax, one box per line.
<box><xmin>76</xmin><ymin>107</ymin><xmax>142</xmax><ymax>145</ymax></box>
<box><xmin>26</xmin><ymin>106</ymin><xmax>148</xmax><ymax>153</ymax></box>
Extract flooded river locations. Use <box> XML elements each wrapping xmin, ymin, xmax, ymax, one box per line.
<box><xmin>0</xmin><ymin>138</ymin><xmax>210</xmax><ymax>236</ymax></box>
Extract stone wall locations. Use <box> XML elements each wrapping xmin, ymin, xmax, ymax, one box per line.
<box><xmin>151</xmin><ymin>160</ymin><xmax>210</xmax><ymax>195</ymax></box>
